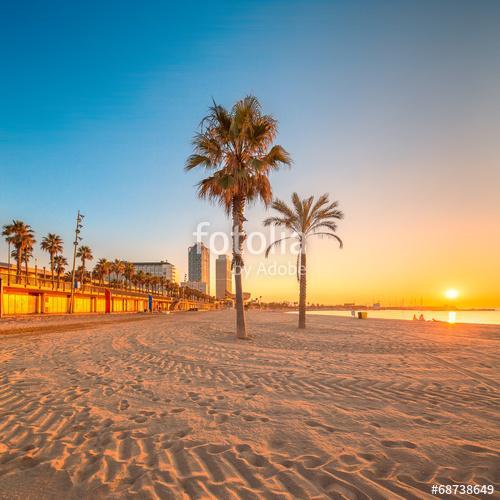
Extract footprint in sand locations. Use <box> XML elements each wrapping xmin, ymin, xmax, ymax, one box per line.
<box><xmin>381</xmin><ymin>440</ymin><xmax>417</xmax><ymax>449</ymax></box>
<box><xmin>119</xmin><ymin>399</ymin><xmax>129</xmax><ymax>410</ymax></box>
<box><xmin>339</xmin><ymin>454</ymin><xmax>361</xmax><ymax>465</ymax></box>
<box><xmin>174</xmin><ymin>428</ymin><xmax>191</xmax><ymax>438</ymax></box>
<box><xmin>305</xmin><ymin>420</ymin><xmax>334</xmax><ymax>433</ymax></box>
<box><xmin>130</xmin><ymin>415</ymin><xmax>147</xmax><ymax>423</ymax></box>
<box><xmin>462</xmin><ymin>444</ymin><xmax>494</xmax><ymax>454</ymax></box>
<box><xmin>171</xmin><ymin>407</ymin><xmax>185</xmax><ymax>414</ymax></box>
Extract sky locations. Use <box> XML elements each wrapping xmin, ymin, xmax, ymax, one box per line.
<box><xmin>1</xmin><ymin>0</ymin><xmax>500</xmax><ymax>307</ymax></box>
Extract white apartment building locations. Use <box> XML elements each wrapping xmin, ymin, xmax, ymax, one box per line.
<box><xmin>133</xmin><ymin>261</ymin><xmax>178</xmax><ymax>283</ymax></box>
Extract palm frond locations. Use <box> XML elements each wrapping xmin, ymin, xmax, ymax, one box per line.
<box><xmin>264</xmin><ymin>236</ymin><xmax>295</xmax><ymax>258</ymax></box>
<box><xmin>311</xmin><ymin>232</ymin><xmax>343</xmax><ymax>248</ymax></box>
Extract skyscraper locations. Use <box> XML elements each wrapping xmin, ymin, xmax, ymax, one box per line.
<box><xmin>188</xmin><ymin>242</ymin><xmax>210</xmax><ymax>294</ymax></box>
<box><xmin>216</xmin><ymin>255</ymin><xmax>232</xmax><ymax>300</ymax></box>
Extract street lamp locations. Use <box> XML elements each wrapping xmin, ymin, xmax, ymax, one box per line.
<box><xmin>69</xmin><ymin>211</ymin><xmax>84</xmax><ymax>313</ymax></box>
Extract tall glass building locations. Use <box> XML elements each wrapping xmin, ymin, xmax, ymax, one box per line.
<box><xmin>188</xmin><ymin>243</ymin><xmax>210</xmax><ymax>295</ymax></box>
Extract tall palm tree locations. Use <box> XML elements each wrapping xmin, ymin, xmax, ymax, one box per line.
<box><xmin>185</xmin><ymin>95</ymin><xmax>291</xmax><ymax>339</ymax></box>
<box><xmin>54</xmin><ymin>255</ymin><xmax>68</xmax><ymax>286</ymax></box>
<box><xmin>40</xmin><ymin>233</ymin><xmax>63</xmax><ymax>284</ymax></box>
<box><xmin>2</xmin><ymin>220</ymin><xmax>35</xmax><ymax>283</ymax></box>
<box><xmin>264</xmin><ymin>193</ymin><xmax>344</xmax><ymax>329</ymax></box>
<box><xmin>1</xmin><ymin>226</ymin><xmax>16</xmax><ymax>284</ymax></box>
<box><xmin>23</xmin><ymin>243</ymin><xmax>35</xmax><ymax>284</ymax></box>
<box><xmin>76</xmin><ymin>245</ymin><xmax>93</xmax><ymax>284</ymax></box>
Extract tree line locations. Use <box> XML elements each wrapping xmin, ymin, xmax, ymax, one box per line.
<box><xmin>1</xmin><ymin>222</ymin><xmax>212</xmax><ymax>301</ymax></box>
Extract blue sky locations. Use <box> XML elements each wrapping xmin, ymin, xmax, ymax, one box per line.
<box><xmin>1</xmin><ymin>0</ymin><xmax>500</xmax><ymax>304</ymax></box>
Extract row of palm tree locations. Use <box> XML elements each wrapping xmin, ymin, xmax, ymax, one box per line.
<box><xmin>186</xmin><ymin>95</ymin><xmax>343</xmax><ymax>333</ymax></box>
<box><xmin>1</xmin><ymin>225</ymin><xmax>213</xmax><ymax>303</ymax></box>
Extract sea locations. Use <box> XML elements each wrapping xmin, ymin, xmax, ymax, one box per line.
<box><xmin>302</xmin><ymin>309</ymin><xmax>500</xmax><ymax>326</ymax></box>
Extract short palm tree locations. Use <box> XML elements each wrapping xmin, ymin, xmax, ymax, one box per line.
<box><xmin>76</xmin><ymin>245</ymin><xmax>93</xmax><ymax>284</ymax></box>
<box><xmin>112</xmin><ymin>259</ymin><xmax>125</xmax><ymax>287</ymax></box>
<box><xmin>264</xmin><ymin>193</ymin><xmax>344</xmax><ymax>329</ymax></box>
<box><xmin>123</xmin><ymin>262</ymin><xmax>135</xmax><ymax>289</ymax></box>
<box><xmin>185</xmin><ymin>95</ymin><xmax>291</xmax><ymax>339</ymax></box>
<box><xmin>54</xmin><ymin>255</ymin><xmax>68</xmax><ymax>286</ymax></box>
<box><xmin>40</xmin><ymin>233</ymin><xmax>63</xmax><ymax>284</ymax></box>
<box><xmin>135</xmin><ymin>270</ymin><xmax>145</xmax><ymax>291</ymax></box>
<box><xmin>94</xmin><ymin>258</ymin><xmax>110</xmax><ymax>286</ymax></box>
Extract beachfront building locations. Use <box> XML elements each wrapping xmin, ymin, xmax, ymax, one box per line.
<box><xmin>132</xmin><ymin>261</ymin><xmax>178</xmax><ymax>283</ymax></box>
<box><xmin>215</xmin><ymin>255</ymin><xmax>232</xmax><ymax>300</ymax></box>
<box><xmin>188</xmin><ymin>243</ymin><xmax>210</xmax><ymax>295</ymax></box>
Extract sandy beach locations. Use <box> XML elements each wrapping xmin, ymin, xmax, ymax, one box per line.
<box><xmin>0</xmin><ymin>310</ymin><xmax>498</xmax><ymax>499</ymax></box>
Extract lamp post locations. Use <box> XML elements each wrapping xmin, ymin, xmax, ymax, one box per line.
<box><xmin>69</xmin><ymin>210</ymin><xmax>84</xmax><ymax>313</ymax></box>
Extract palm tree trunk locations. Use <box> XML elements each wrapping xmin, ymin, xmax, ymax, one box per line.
<box><xmin>232</xmin><ymin>196</ymin><xmax>247</xmax><ymax>339</ymax></box>
<box><xmin>50</xmin><ymin>254</ymin><xmax>55</xmax><ymax>289</ymax></box>
<box><xmin>16</xmin><ymin>248</ymin><xmax>21</xmax><ymax>284</ymax></box>
<box><xmin>7</xmin><ymin>241</ymin><xmax>11</xmax><ymax>286</ymax></box>
<box><xmin>24</xmin><ymin>253</ymin><xmax>29</xmax><ymax>285</ymax></box>
<box><xmin>81</xmin><ymin>261</ymin><xmax>85</xmax><ymax>290</ymax></box>
<box><xmin>298</xmin><ymin>251</ymin><xmax>307</xmax><ymax>329</ymax></box>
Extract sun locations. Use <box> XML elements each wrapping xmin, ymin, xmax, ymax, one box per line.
<box><xmin>444</xmin><ymin>288</ymin><xmax>459</xmax><ymax>300</ymax></box>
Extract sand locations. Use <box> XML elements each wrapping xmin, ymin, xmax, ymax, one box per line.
<box><xmin>0</xmin><ymin>310</ymin><xmax>498</xmax><ymax>499</ymax></box>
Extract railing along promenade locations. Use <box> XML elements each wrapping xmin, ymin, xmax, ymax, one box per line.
<box><xmin>0</xmin><ymin>269</ymin><xmax>217</xmax><ymax>317</ymax></box>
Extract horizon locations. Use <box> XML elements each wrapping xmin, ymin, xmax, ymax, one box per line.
<box><xmin>2</xmin><ymin>0</ymin><xmax>500</xmax><ymax>308</ymax></box>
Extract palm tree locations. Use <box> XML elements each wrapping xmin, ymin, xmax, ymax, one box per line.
<box><xmin>264</xmin><ymin>193</ymin><xmax>344</xmax><ymax>329</ymax></box>
<box><xmin>54</xmin><ymin>255</ymin><xmax>68</xmax><ymax>286</ymax></box>
<box><xmin>76</xmin><ymin>245</ymin><xmax>93</xmax><ymax>285</ymax></box>
<box><xmin>23</xmin><ymin>243</ymin><xmax>35</xmax><ymax>284</ymax></box>
<box><xmin>135</xmin><ymin>270</ymin><xmax>145</xmax><ymax>291</ymax></box>
<box><xmin>94</xmin><ymin>258</ymin><xmax>110</xmax><ymax>286</ymax></box>
<box><xmin>123</xmin><ymin>262</ymin><xmax>136</xmax><ymax>289</ymax></box>
<box><xmin>185</xmin><ymin>95</ymin><xmax>291</xmax><ymax>339</ymax></box>
<box><xmin>103</xmin><ymin>259</ymin><xmax>112</xmax><ymax>286</ymax></box>
<box><xmin>2</xmin><ymin>226</ymin><xmax>16</xmax><ymax>285</ymax></box>
<box><xmin>2</xmin><ymin>220</ymin><xmax>35</xmax><ymax>283</ymax></box>
<box><xmin>111</xmin><ymin>259</ymin><xmax>125</xmax><ymax>287</ymax></box>
<box><xmin>40</xmin><ymin>233</ymin><xmax>63</xmax><ymax>285</ymax></box>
